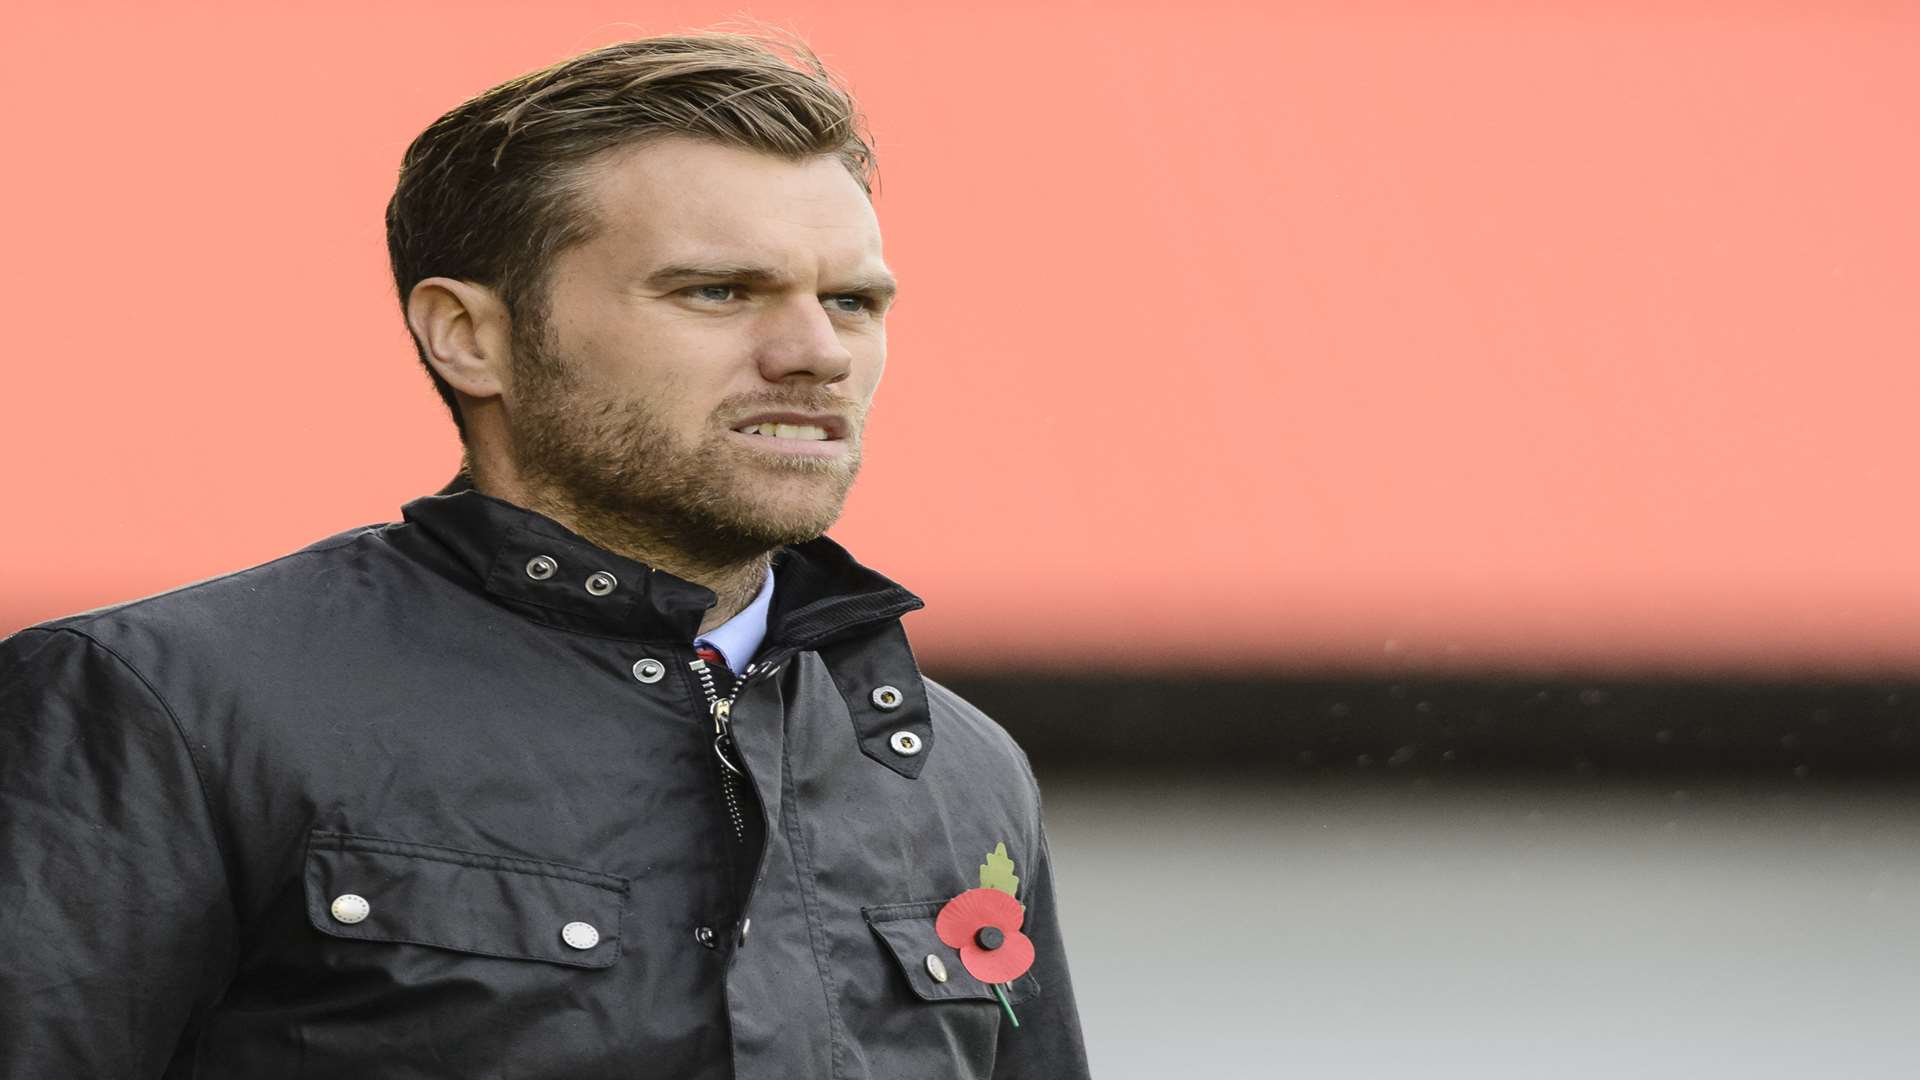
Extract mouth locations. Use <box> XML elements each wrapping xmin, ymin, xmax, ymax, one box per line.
<box><xmin>734</xmin><ymin>421</ymin><xmax>835</xmax><ymax>441</ymax></box>
<box><xmin>727</xmin><ymin>412</ymin><xmax>853</xmax><ymax>459</ymax></box>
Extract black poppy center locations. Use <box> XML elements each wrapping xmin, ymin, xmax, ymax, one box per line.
<box><xmin>974</xmin><ymin>926</ymin><xmax>1005</xmax><ymax>950</ymax></box>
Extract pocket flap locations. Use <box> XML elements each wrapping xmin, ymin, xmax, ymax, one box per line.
<box><xmin>863</xmin><ymin>900</ymin><xmax>1041</xmax><ymax>1005</ymax></box>
<box><xmin>305</xmin><ymin>830</ymin><xmax>629</xmax><ymax>970</ymax></box>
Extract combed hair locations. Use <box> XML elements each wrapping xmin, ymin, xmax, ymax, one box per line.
<box><xmin>385</xmin><ymin>27</ymin><xmax>877</xmax><ymax>435</ymax></box>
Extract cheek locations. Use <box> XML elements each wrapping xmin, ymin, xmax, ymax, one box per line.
<box><xmin>570</xmin><ymin>321</ymin><xmax>738</xmax><ymax>420</ymax></box>
<box><xmin>851</xmin><ymin>337</ymin><xmax>888</xmax><ymax>398</ymax></box>
<box><xmin>647</xmin><ymin>370</ymin><xmax>727</xmax><ymax>432</ymax></box>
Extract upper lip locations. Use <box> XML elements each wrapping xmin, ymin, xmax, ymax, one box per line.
<box><xmin>728</xmin><ymin>411</ymin><xmax>851</xmax><ymax>440</ymax></box>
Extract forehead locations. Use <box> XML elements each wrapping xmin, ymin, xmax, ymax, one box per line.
<box><xmin>570</xmin><ymin>136</ymin><xmax>884</xmax><ymax>272</ymax></box>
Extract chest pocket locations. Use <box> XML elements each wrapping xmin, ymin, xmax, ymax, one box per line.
<box><xmin>863</xmin><ymin>900</ymin><xmax>1041</xmax><ymax>1006</ymax></box>
<box><xmin>304</xmin><ymin>830</ymin><xmax>629</xmax><ymax>969</ymax></box>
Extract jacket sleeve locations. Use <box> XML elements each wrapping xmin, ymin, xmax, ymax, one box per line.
<box><xmin>0</xmin><ymin>627</ymin><xmax>237</xmax><ymax>1078</ymax></box>
<box><xmin>992</xmin><ymin>816</ymin><xmax>1092</xmax><ymax>1079</ymax></box>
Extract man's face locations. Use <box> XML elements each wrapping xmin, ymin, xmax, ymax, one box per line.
<box><xmin>504</xmin><ymin>137</ymin><xmax>895</xmax><ymax>561</ymax></box>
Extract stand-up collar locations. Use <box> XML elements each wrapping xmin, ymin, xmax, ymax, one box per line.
<box><xmin>394</xmin><ymin>477</ymin><xmax>923</xmax><ymax>649</ymax></box>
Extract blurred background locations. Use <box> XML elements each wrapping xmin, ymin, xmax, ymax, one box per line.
<box><xmin>5</xmin><ymin>3</ymin><xmax>1919</xmax><ymax>1076</ymax></box>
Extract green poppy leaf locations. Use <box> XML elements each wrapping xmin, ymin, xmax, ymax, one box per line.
<box><xmin>979</xmin><ymin>842</ymin><xmax>1021</xmax><ymax>899</ymax></box>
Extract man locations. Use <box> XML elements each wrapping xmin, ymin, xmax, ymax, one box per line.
<box><xmin>0</xmin><ymin>30</ymin><xmax>1089</xmax><ymax>1079</ymax></box>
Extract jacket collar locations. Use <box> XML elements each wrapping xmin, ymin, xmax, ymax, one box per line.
<box><xmin>395</xmin><ymin>474</ymin><xmax>923</xmax><ymax>649</ymax></box>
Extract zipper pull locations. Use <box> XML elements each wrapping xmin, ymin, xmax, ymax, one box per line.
<box><xmin>711</xmin><ymin>699</ymin><xmax>744</xmax><ymax>775</ymax></box>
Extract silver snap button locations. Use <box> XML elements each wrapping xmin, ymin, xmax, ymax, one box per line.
<box><xmin>888</xmin><ymin>730</ymin><xmax>923</xmax><ymax>756</ymax></box>
<box><xmin>632</xmin><ymin>658</ymin><xmax>666</xmax><ymax>684</ymax></box>
<box><xmin>926</xmin><ymin>953</ymin><xmax>949</xmax><ymax>983</ymax></box>
<box><xmin>329</xmin><ymin>894</ymin><xmax>370</xmax><ymax>925</ymax></box>
<box><xmin>561</xmin><ymin>921</ymin><xmax>600</xmax><ymax>950</ymax></box>
<box><xmin>694</xmin><ymin>925</ymin><xmax>717</xmax><ymax>949</ymax></box>
<box><xmin>585</xmin><ymin>571</ymin><xmax>617</xmax><ymax>596</ymax></box>
<box><xmin>525</xmin><ymin>555</ymin><xmax>558</xmax><ymax>581</ymax></box>
<box><xmin>871</xmin><ymin>685</ymin><xmax>904</xmax><ymax>711</ymax></box>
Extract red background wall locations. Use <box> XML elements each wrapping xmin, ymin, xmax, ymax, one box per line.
<box><xmin>4</xmin><ymin>3</ymin><xmax>1916</xmax><ymax>674</ymax></box>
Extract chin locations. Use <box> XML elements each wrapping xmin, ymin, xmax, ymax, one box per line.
<box><xmin>665</xmin><ymin>471</ymin><xmax>839</xmax><ymax>548</ymax></box>
<box><xmin>731</xmin><ymin>469</ymin><xmax>854</xmax><ymax>528</ymax></box>
<box><xmin>738</xmin><ymin>501</ymin><xmax>845</xmax><ymax>546</ymax></box>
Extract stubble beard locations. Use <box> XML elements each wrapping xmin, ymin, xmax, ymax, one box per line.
<box><xmin>503</xmin><ymin>317</ymin><xmax>863</xmax><ymax>568</ymax></box>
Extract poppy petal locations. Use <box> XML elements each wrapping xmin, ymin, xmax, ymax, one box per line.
<box><xmin>936</xmin><ymin>887</ymin><xmax>1025</xmax><ymax>949</ymax></box>
<box><xmin>960</xmin><ymin>928</ymin><xmax>1036</xmax><ymax>985</ymax></box>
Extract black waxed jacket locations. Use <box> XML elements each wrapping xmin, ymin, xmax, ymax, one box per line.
<box><xmin>0</xmin><ymin>482</ymin><xmax>1090</xmax><ymax>1079</ymax></box>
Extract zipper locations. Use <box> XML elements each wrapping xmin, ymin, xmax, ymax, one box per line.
<box><xmin>690</xmin><ymin>657</ymin><xmax>760</xmax><ymax>844</ymax></box>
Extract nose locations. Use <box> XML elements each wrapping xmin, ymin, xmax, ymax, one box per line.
<box><xmin>754</xmin><ymin>295</ymin><xmax>854</xmax><ymax>386</ymax></box>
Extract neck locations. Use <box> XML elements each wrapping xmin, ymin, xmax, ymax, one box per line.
<box><xmin>469</xmin><ymin>464</ymin><xmax>769</xmax><ymax>637</ymax></box>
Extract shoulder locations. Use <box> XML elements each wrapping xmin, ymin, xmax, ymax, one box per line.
<box><xmin>0</xmin><ymin>622</ymin><xmax>141</xmax><ymax>696</ymax></box>
<box><xmin>15</xmin><ymin>522</ymin><xmax>400</xmax><ymax>675</ymax></box>
<box><xmin>0</xmin><ymin>623</ymin><xmax>187</xmax><ymax>752</ymax></box>
<box><xmin>921</xmin><ymin>675</ymin><xmax>1038</xmax><ymax>787</ymax></box>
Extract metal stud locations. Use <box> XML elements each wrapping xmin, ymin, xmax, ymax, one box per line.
<box><xmin>329</xmin><ymin>894</ymin><xmax>370</xmax><ymax>925</ymax></box>
<box><xmin>585</xmin><ymin>571</ymin><xmax>617</xmax><ymax>596</ymax></box>
<box><xmin>888</xmin><ymin>730</ymin><xmax>923</xmax><ymax>756</ymax></box>
<box><xmin>632</xmin><ymin>658</ymin><xmax>666</xmax><ymax>684</ymax></box>
<box><xmin>871</xmin><ymin>685</ymin><xmax>903</xmax><ymax>711</ymax></box>
<box><xmin>561</xmin><ymin>921</ymin><xmax>600</xmax><ymax>950</ymax></box>
<box><xmin>926</xmin><ymin>953</ymin><xmax>949</xmax><ymax>983</ymax></box>
<box><xmin>694</xmin><ymin>925</ymin><xmax>718</xmax><ymax>949</ymax></box>
<box><xmin>525</xmin><ymin>555</ymin><xmax>558</xmax><ymax>581</ymax></box>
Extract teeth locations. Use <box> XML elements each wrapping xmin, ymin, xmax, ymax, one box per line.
<box><xmin>737</xmin><ymin>423</ymin><xmax>829</xmax><ymax>440</ymax></box>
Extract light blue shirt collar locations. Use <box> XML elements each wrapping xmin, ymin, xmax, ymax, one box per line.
<box><xmin>694</xmin><ymin>567</ymin><xmax>775</xmax><ymax>673</ymax></box>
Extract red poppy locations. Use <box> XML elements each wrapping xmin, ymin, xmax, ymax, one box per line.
<box><xmin>935</xmin><ymin>887</ymin><xmax>1035</xmax><ymax>986</ymax></box>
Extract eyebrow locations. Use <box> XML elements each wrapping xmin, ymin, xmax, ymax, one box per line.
<box><xmin>643</xmin><ymin>262</ymin><xmax>898</xmax><ymax>302</ymax></box>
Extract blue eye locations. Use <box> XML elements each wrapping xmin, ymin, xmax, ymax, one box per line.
<box><xmin>826</xmin><ymin>295</ymin><xmax>875</xmax><ymax>314</ymax></box>
<box><xmin>682</xmin><ymin>285</ymin><xmax>878</xmax><ymax>315</ymax></box>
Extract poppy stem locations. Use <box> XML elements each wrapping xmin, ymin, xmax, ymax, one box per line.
<box><xmin>994</xmin><ymin>983</ymin><xmax>1020</xmax><ymax>1028</ymax></box>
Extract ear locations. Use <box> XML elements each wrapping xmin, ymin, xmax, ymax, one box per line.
<box><xmin>406</xmin><ymin>277</ymin><xmax>513</xmax><ymax>401</ymax></box>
